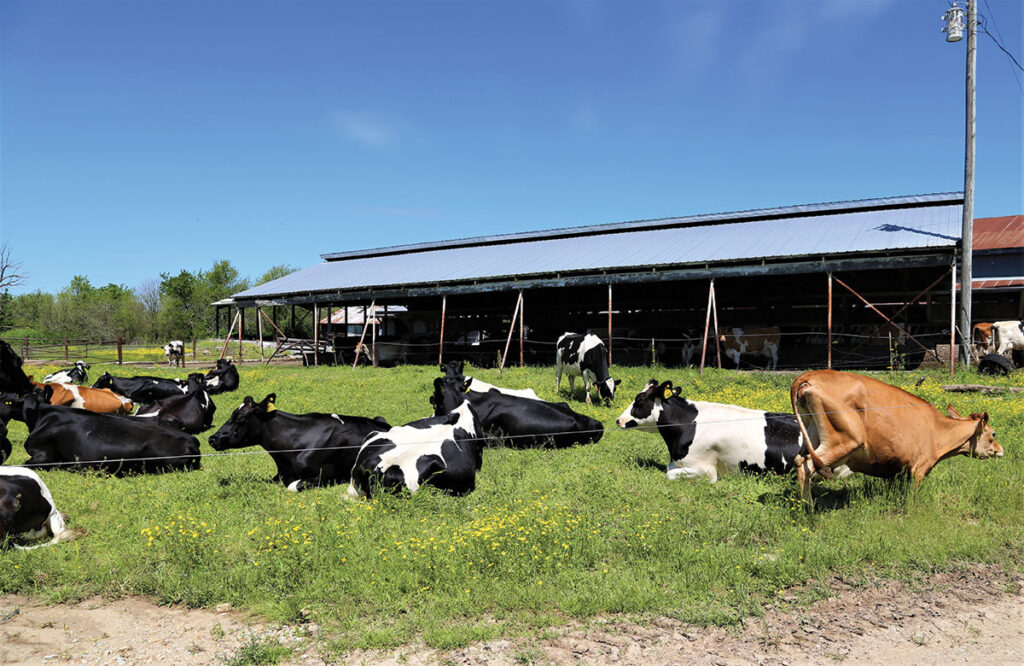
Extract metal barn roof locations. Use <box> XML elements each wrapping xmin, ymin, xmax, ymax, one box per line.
<box><xmin>231</xmin><ymin>193</ymin><xmax>963</xmax><ymax>304</ymax></box>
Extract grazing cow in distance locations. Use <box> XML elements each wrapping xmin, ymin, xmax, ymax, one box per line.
<box><xmin>10</xmin><ymin>388</ymin><xmax>201</xmax><ymax>475</ymax></box>
<box><xmin>92</xmin><ymin>372</ymin><xmax>188</xmax><ymax>404</ymax></box>
<box><xmin>204</xmin><ymin>358</ymin><xmax>240</xmax><ymax>394</ymax></box>
<box><xmin>43</xmin><ymin>361</ymin><xmax>90</xmax><ymax>385</ymax></box>
<box><xmin>431</xmin><ymin>373</ymin><xmax>603</xmax><ymax>449</ymax></box>
<box><xmin>441</xmin><ymin>361</ymin><xmax>541</xmax><ymax>400</ymax></box>
<box><xmin>616</xmin><ymin>379</ymin><xmax>805</xmax><ymax>482</ymax></box>
<box><xmin>992</xmin><ymin>320</ymin><xmax>1024</xmax><ymax>356</ymax></box>
<box><xmin>0</xmin><ymin>339</ymin><xmax>35</xmax><ymax>395</ymax></box>
<box><xmin>164</xmin><ymin>340</ymin><xmax>185</xmax><ymax>367</ymax></box>
<box><xmin>133</xmin><ymin>374</ymin><xmax>215</xmax><ymax>433</ymax></box>
<box><xmin>209</xmin><ymin>394</ymin><xmax>390</xmax><ymax>491</ymax></box>
<box><xmin>349</xmin><ymin>388</ymin><xmax>483</xmax><ymax>499</ymax></box>
<box><xmin>791</xmin><ymin>369</ymin><xmax>1003</xmax><ymax>504</ymax></box>
<box><xmin>555</xmin><ymin>332</ymin><xmax>620</xmax><ymax>405</ymax></box>
<box><xmin>1</xmin><ymin>466</ymin><xmax>84</xmax><ymax>550</ymax></box>
<box><xmin>29</xmin><ymin>377</ymin><xmax>134</xmax><ymax>414</ymax></box>
<box><xmin>719</xmin><ymin>327</ymin><xmax>781</xmax><ymax>370</ymax></box>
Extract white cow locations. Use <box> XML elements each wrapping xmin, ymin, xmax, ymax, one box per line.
<box><xmin>163</xmin><ymin>340</ymin><xmax>185</xmax><ymax>367</ymax></box>
<box><xmin>992</xmin><ymin>321</ymin><xmax>1024</xmax><ymax>355</ymax></box>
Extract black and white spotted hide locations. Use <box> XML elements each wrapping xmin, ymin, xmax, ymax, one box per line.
<box><xmin>555</xmin><ymin>332</ymin><xmax>620</xmax><ymax>405</ymax></box>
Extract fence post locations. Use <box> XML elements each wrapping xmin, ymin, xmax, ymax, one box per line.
<box><xmin>193</xmin><ymin>338</ymin><xmax>197</xmax><ymax>362</ymax></box>
<box><xmin>117</xmin><ymin>337</ymin><xmax>123</xmax><ymax>365</ymax></box>
<box><xmin>23</xmin><ymin>337</ymin><xmax>29</xmax><ymax>361</ymax></box>
<box><xmin>65</xmin><ymin>336</ymin><xmax>69</xmax><ymax>362</ymax></box>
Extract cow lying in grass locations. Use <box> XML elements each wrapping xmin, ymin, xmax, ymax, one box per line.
<box><xmin>209</xmin><ymin>394</ymin><xmax>390</xmax><ymax>491</ymax></box>
<box><xmin>6</xmin><ymin>388</ymin><xmax>201</xmax><ymax>475</ymax></box>
<box><xmin>43</xmin><ymin>360</ymin><xmax>90</xmax><ymax>385</ymax></box>
<box><xmin>92</xmin><ymin>372</ymin><xmax>189</xmax><ymax>404</ymax></box>
<box><xmin>441</xmin><ymin>361</ymin><xmax>541</xmax><ymax>400</ymax></box>
<box><xmin>431</xmin><ymin>372</ymin><xmax>603</xmax><ymax>449</ymax></box>
<box><xmin>30</xmin><ymin>377</ymin><xmax>134</xmax><ymax>414</ymax></box>
<box><xmin>616</xmin><ymin>379</ymin><xmax>804</xmax><ymax>482</ymax></box>
<box><xmin>349</xmin><ymin>380</ymin><xmax>483</xmax><ymax>498</ymax></box>
<box><xmin>1</xmin><ymin>466</ymin><xmax>84</xmax><ymax>549</ymax></box>
<box><xmin>204</xmin><ymin>358</ymin><xmax>240</xmax><ymax>395</ymax></box>
<box><xmin>133</xmin><ymin>374</ymin><xmax>216</xmax><ymax>433</ymax></box>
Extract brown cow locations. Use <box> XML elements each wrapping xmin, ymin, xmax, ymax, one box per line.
<box><xmin>719</xmin><ymin>326</ymin><xmax>781</xmax><ymax>370</ymax></box>
<box><xmin>790</xmin><ymin>369</ymin><xmax>1002</xmax><ymax>503</ymax></box>
<box><xmin>972</xmin><ymin>322</ymin><xmax>994</xmax><ymax>356</ymax></box>
<box><xmin>29</xmin><ymin>378</ymin><xmax>134</xmax><ymax>415</ymax></box>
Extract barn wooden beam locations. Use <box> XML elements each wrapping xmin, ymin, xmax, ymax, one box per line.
<box><xmin>827</xmin><ymin>273</ymin><xmax>833</xmax><ymax>370</ymax></box>
<box><xmin>257</xmin><ymin>307</ymin><xmax>265</xmax><ymax>363</ymax></box>
<box><xmin>831</xmin><ymin>275</ymin><xmax>937</xmax><ymax>360</ymax></box>
<box><xmin>219</xmin><ymin>310</ymin><xmax>239</xmax><ymax>361</ymax></box>
<box><xmin>950</xmin><ymin>260</ymin><xmax>957</xmax><ymax>375</ymax></box>
<box><xmin>519</xmin><ymin>290</ymin><xmax>525</xmax><ymax>367</ymax></box>
<box><xmin>352</xmin><ymin>299</ymin><xmax>375</xmax><ymax>369</ymax></box>
<box><xmin>499</xmin><ymin>291</ymin><xmax>523</xmax><ymax>374</ymax></box>
<box><xmin>608</xmin><ymin>284</ymin><xmax>613</xmax><ymax>367</ymax></box>
<box><xmin>438</xmin><ymin>295</ymin><xmax>447</xmax><ymax>367</ymax></box>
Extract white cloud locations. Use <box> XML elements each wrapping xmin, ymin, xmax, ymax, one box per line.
<box><xmin>333</xmin><ymin>111</ymin><xmax>400</xmax><ymax>148</ymax></box>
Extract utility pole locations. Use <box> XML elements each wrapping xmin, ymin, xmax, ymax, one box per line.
<box><xmin>943</xmin><ymin>1</ymin><xmax>976</xmax><ymax>367</ymax></box>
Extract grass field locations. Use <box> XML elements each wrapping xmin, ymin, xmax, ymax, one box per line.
<box><xmin>2</xmin><ymin>361</ymin><xmax>1022</xmax><ymax>656</ymax></box>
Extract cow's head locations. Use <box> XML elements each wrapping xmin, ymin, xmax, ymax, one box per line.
<box><xmin>947</xmin><ymin>406</ymin><xmax>1003</xmax><ymax>459</ymax></box>
<box><xmin>185</xmin><ymin>373</ymin><xmax>207</xmax><ymax>393</ymax></box>
<box><xmin>0</xmin><ymin>484</ymin><xmax>22</xmax><ymax>548</ymax></box>
<box><xmin>0</xmin><ymin>340</ymin><xmax>35</xmax><ymax>395</ymax></box>
<box><xmin>75</xmin><ymin>361</ymin><xmax>90</xmax><ymax>370</ymax></box>
<box><xmin>208</xmin><ymin>394</ymin><xmax>277</xmax><ymax>451</ymax></box>
<box><xmin>616</xmin><ymin>379</ymin><xmax>680</xmax><ymax>430</ymax></box>
<box><xmin>92</xmin><ymin>372</ymin><xmax>114</xmax><ymax>390</ymax></box>
<box><xmin>19</xmin><ymin>388</ymin><xmax>52</xmax><ymax>432</ymax></box>
<box><xmin>429</xmin><ymin>376</ymin><xmax>473</xmax><ymax>416</ymax></box>
<box><xmin>215</xmin><ymin>358</ymin><xmax>233</xmax><ymax>370</ymax></box>
<box><xmin>441</xmin><ymin>360</ymin><xmax>465</xmax><ymax>377</ymax></box>
<box><xmin>0</xmin><ymin>393</ymin><xmax>23</xmax><ymax>425</ymax></box>
<box><xmin>596</xmin><ymin>378</ymin><xmax>622</xmax><ymax>405</ymax></box>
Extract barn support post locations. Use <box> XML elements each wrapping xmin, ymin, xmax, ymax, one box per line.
<box><xmin>371</xmin><ymin>304</ymin><xmax>378</xmax><ymax>368</ymax></box>
<box><xmin>699</xmin><ymin>280</ymin><xmax>714</xmax><ymax>375</ymax></box>
<box><xmin>215</xmin><ymin>306</ymin><xmax>220</xmax><ymax>339</ymax></box>
<box><xmin>238</xmin><ymin>307</ymin><xmax>244</xmax><ymax>361</ymax></box>
<box><xmin>257</xmin><ymin>307</ymin><xmax>265</xmax><ymax>363</ymax></box>
<box><xmin>260</xmin><ymin>308</ymin><xmax>289</xmax><ymax>363</ymax></box>
<box><xmin>219</xmin><ymin>311</ymin><xmax>240</xmax><ymax>360</ymax></box>
<box><xmin>117</xmin><ymin>337</ymin><xmax>123</xmax><ymax>365</ymax></box>
<box><xmin>352</xmin><ymin>299</ymin><xmax>375</xmax><ymax>368</ymax></box>
<box><xmin>438</xmin><ymin>295</ymin><xmax>447</xmax><ymax>366</ymax></box>
<box><xmin>827</xmin><ymin>273</ymin><xmax>833</xmax><ymax>370</ymax></box>
<box><xmin>519</xmin><ymin>290</ymin><xmax>525</xmax><ymax>367</ymax></box>
<box><xmin>313</xmin><ymin>303</ymin><xmax>320</xmax><ymax>367</ymax></box>
<box><xmin>607</xmin><ymin>284</ymin><xmax>613</xmax><ymax>366</ymax></box>
<box><xmin>711</xmin><ymin>281</ymin><xmax>722</xmax><ymax>369</ymax></box>
<box><xmin>499</xmin><ymin>291</ymin><xmax>523</xmax><ymax>374</ymax></box>
<box><xmin>950</xmin><ymin>259</ymin><xmax>957</xmax><ymax>375</ymax></box>
<box><xmin>831</xmin><ymin>275</ymin><xmax>936</xmax><ymax>360</ymax></box>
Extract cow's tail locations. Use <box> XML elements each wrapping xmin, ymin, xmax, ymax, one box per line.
<box><xmin>791</xmin><ymin>378</ymin><xmax>829</xmax><ymax>476</ymax></box>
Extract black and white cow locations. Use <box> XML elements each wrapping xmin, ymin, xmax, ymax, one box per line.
<box><xmin>441</xmin><ymin>361</ymin><xmax>541</xmax><ymax>400</ymax></box>
<box><xmin>431</xmin><ymin>373</ymin><xmax>603</xmax><ymax>449</ymax></box>
<box><xmin>1</xmin><ymin>466</ymin><xmax>83</xmax><ymax>549</ymax></box>
<box><xmin>133</xmin><ymin>373</ymin><xmax>216</xmax><ymax>433</ymax></box>
<box><xmin>10</xmin><ymin>389</ymin><xmax>201</xmax><ymax>475</ymax></box>
<box><xmin>43</xmin><ymin>360</ymin><xmax>90</xmax><ymax>385</ymax></box>
<box><xmin>92</xmin><ymin>372</ymin><xmax>188</xmax><ymax>404</ymax></box>
<box><xmin>555</xmin><ymin>332</ymin><xmax>620</xmax><ymax>405</ymax></box>
<box><xmin>0</xmin><ymin>339</ymin><xmax>35</xmax><ymax>395</ymax></box>
<box><xmin>204</xmin><ymin>358</ymin><xmax>240</xmax><ymax>395</ymax></box>
<box><xmin>616</xmin><ymin>379</ymin><xmax>803</xmax><ymax>482</ymax></box>
<box><xmin>349</xmin><ymin>384</ymin><xmax>482</xmax><ymax>498</ymax></box>
<box><xmin>208</xmin><ymin>394</ymin><xmax>390</xmax><ymax>491</ymax></box>
<box><xmin>163</xmin><ymin>340</ymin><xmax>185</xmax><ymax>367</ymax></box>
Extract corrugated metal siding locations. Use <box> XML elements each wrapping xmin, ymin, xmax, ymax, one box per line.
<box><xmin>234</xmin><ymin>200</ymin><xmax>962</xmax><ymax>300</ymax></box>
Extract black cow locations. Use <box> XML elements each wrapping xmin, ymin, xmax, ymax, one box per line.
<box><xmin>1</xmin><ymin>466</ymin><xmax>83</xmax><ymax>549</ymax></box>
<box><xmin>430</xmin><ymin>373</ymin><xmax>603</xmax><ymax>448</ymax></box>
<box><xmin>10</xmin><ymin>389</ymin><xmax>201</xmax><ymax>475</ymax></box>
<box><xmin>43</xmin><ymin>360</ymin><xmax>90</xmax><ymax>385</ymax></box>
<box><xmin>92</xmin><ymin>372</ymin><xmax>188</xmax><ymax>404</ymax></box>
<box><xmin>616</xmin><ymin>379</ymin><xmax>804</xmax><ymax>482</ymax></box>
<box><xmin>555</xmin><ymin>332</ymin><xmax>620</xmax><ymax>405</ymax></box>
<box><xmin>0</xmin><ymin>339</ymin><xmax>34</xmax><ymax>395</ymax></box>
<box><xmin>204</xmin><ymin>358</ymin><xmax>240</xmax><ymax>395</ymax></box>
<box><xmin>0</xmin><ymin>420</ymin><xmax>10</xmax><ymax>464</ymax></box>
<box><xmin>209</xmin><ymin>394</ymin><xmax>390</xmax><ymax>491</ymax></box>
<box><xmin>441</xmin><ymin>361</ymin><xmax>541</xmax><ymax>399</ymax></box>
<box><xmin>349</xmin><ymin>383</ymin><xmax>483</xmax><ymax>498</ymax></box>
<box><xmin>133</xmin><ymin>373</ymin><xmax>216</xmax><ymax>433</ymax></box>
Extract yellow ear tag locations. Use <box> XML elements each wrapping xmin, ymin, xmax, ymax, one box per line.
<box><xmin>663</xmin><ymin>388</ymin><xmax>673</xmax><ymax>400</ymax></box>
<box><xmin>266</xmin><ymin>403</ymin><xmax>276</xmax><ymax>412</ymax></box>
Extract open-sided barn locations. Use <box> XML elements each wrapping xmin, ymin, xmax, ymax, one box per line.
<box><xmin>219</xmin><ymin>192</ymin><xmax>969</xmax><ymax>371</ymax></box>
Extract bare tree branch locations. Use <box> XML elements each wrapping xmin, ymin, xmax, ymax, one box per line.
<box><xmin>0</xmin><ymin>242</ymin><xmax>28</xmax><ymax>291</ymax></box>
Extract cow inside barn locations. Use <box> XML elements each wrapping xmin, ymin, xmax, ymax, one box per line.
<box><xmin>10</xmin><ymin>388</ymin><xmax>202</xmax><ymax>475</ymax></box>
<box><xmin>43</xmin><ymin>361</ymin><xmax>90</xmax><ymax>385</ymax></box>
<box><xmin>204</xmin><ymin>358</ymin><xmax>240</xmax><ymax>394</ymax></box>
<box><xmin>209</xmin><ymin>394</ymin><xmax>389</xmax><ymax>490</ymax></box>
<box><xmin>616</xmin><ymin>379</ymin><xmax>804</xmax><ymax>481</ymax></box>
<box><xmin>349</xmin><ymin>387</ymin><xmax>482</xmax><ymax>498</ymax></box>
<box><xmin>133</xmin><ymin>373</ymin><xmax>215</xmax><ymax>433</ymax></box>
<box><xmin>555</xmin><ymin>332</ymin><xmax>620</xmax><ymax>405</ymax></box>
<box><xmin>431</xmin><ymin>373</ymin><xmax>603</xmax><ymax>449</ymax></box>
<box><xmin>92</xmin><ymin>372</ymin><xmax>189</xmax><ymax>404</ymax></box>
<box><xmin>0</xmin><ymin>340</ymin><xmax>35</xmax><ymax>395</ymax></box>
<box><xmin>719</xmin><ymin>327</ymin><xmax>781</xmax><ymax>370</ymax></box>
<box><xmin>0</xmin><ymin>466</ymin><xmax>84</xmax><ymax>550</ymax></box>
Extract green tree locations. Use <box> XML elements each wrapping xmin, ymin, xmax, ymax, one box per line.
<box><xmin>257</xmin><ymin>264</ymin><xmax>297</xmax><ymax>285</ymax></box>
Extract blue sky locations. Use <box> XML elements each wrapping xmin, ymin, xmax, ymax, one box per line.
<box><xmin>2</xmin><ymin>0</ymin><xmax>1021</xmax><ymax>296</ymax></box>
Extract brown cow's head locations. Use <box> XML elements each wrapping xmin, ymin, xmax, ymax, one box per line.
<box><xmin>948</xmin><ymin>406</ymin><xmax>1003</xmax><ymax>459</ymax></box>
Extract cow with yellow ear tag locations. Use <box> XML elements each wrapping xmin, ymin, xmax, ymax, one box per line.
<box><xmin>616</xmin><ymin>379</ymin><xmax>806</xmax><ymax>483</ymax></box>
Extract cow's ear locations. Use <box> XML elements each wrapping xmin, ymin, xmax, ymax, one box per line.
<box><xmin>646</xmin><ymin>379</ymin><xmax>658</xmax><ymax>389</ymax></box>
<box><xmin>262</xmin><ymin>394</ymin><xmax>277</xmax><ymax>413</ymax></box>
<box><xmin>463</xmin><ymin>377</ymin><xmax>473</xmax><ymax>393</ymax></box>
<box><xmin>671</xmin><ymin>387</ymin><xmax>682</xmax><ymax>398</ymax></box>
<box><xmin>42</xmin><ymin>385</ymin><xmax>54</xmax><ymax>403</ymax></box>
<box><xmin>946</xmin><ymin>404</ymin><xmax>963</xmax><ymax>418</ymax></box>
<box><xmin>614</xmin><ymin>379</ymin><xmax>621</xmax><ymax>386</ymax></box>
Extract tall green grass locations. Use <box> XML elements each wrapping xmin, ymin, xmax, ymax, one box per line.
<box><xmin>2</xmin><ymin>361</ymin><xmax>1022</xmax><ymax>653</ymax></box>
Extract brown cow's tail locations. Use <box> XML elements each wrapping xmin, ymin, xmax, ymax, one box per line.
<box><xmin>791</xmin><ymin>378</ymin><xmax>830</xmax><ymax>476</ymax></box>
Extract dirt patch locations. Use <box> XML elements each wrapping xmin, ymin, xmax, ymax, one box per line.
<box><xmin>2</xmin><ymin>566</ymin><xmax>1022</xmax><ymax>665</ymax></box>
